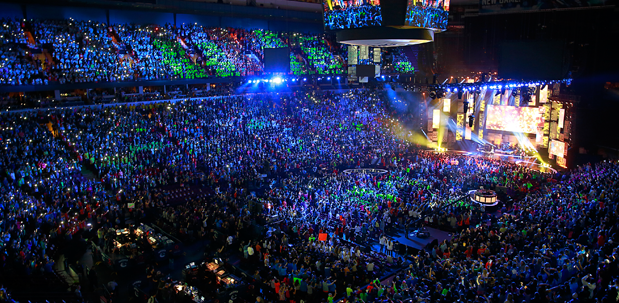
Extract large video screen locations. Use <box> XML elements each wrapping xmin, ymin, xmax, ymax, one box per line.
<box><xmin>549</xmin><ymin>140</ymin><xmax>566</xmax><ymax>157</ymax></box>
<box><xmin>323</xmin><ymin>0</ymin><xmax>383</xmax><ymax>30</ymax></box>
<box><xmin>404</xmin><ymin>0</ymin><xmax>450</xmax><ymax>31</ymax></box>
<box><xmin>486</xmin><ymin>105</ymin><xmax>544</xmax><ymax>134</ymax></box>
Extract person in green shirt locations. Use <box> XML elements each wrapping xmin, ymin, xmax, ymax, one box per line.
<box><xmin>327</xmin><ymin>291</ymin><xmax>336</xmax><ymax>303</ymax></box>
<box><xmin>346</xmin><ymin>284</ymin><xmax>353</xmax><ymax>297</ymax></box>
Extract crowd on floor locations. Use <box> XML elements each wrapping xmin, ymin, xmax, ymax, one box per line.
<box><xmin>0</xmin><ymin>89</ymin><xmax>618</xmax><ymax>303</ymax></box>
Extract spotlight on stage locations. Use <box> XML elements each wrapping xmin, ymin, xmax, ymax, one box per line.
<box><xmin>436</xmin><ymin>89</ymin><xmax>445</xmax><ymax>98</ymax></box>
<box><xmin>429</xmin><ymin>90</ymin><xmax>437</xmax><ymax>99</ymax></box>
<box><xmin>521</xmin><ymin>86</ymin><xmax>531</xmax><ymax>105</ymax></box>
<box><xmin>468</xmin><ymin>115</ymin><xmax>475</xmax><ymax>127</ymax></box>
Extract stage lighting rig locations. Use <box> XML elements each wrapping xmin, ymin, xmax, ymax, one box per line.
<box><xmin>468</xmin><ymin>115</ymin><xmax>475</xmax><ymax>127</ymax></box>
<box><xmin>520</xmin><ymin>86</ymin><xmax>532</xmax><ymax>105</ymax></box>
<box><xmin>436</xmin><ymin>89</ymin><xmax>445</xmax><ymax>99</ymax></box>
<box><xmin>429</xmin><ymin>90</ymin><xmax>437</xmax><ymax>99</ymax></box>
<box><xmin>429</xmin><ymin>86</ymin><xmax>444</xmax><ymax>99</ymax></box>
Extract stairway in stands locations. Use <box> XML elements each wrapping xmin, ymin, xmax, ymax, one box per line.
<box><xmin>108</xmin><ymin>26</ymin><xmax>137</xmax><ymax>66</ymax></box>
<box><xmin>19</xmin><ymin>22</ymin><xmax>52</xmax><ymax>70</ymax></box>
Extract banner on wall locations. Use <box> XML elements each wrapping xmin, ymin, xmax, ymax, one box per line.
<box><xmin>359</xmin><ymin>46</ymin><xmax>369</xmax><ymax>60</ymax></box>
<box><xmin>539</xmin><ymin>86</ymin><xmax>548</xmax><ymax>103</ymax></box>
<box><xmin>348</xmin><ymin>66</ymin><xmax>356</xmax><ymax>80</ymax></box>
<box><xmin>456</xmin><ymin>113</ymin><xmax>464</xmax><ymax>141</ymax></box>
<box><xmin>550</xmin><ymin>121</ymin><xmax>558</xmax><ymax>140</ymax></box>
<box><xmin>348</xmin><ymin>46</ymin><xmax>358</xmax><ymax>65</ymax></box>
<box><xmin>550</xmin><ymin>139</ymin><xmax>566</xmax><ymax>158</ymax></box>
<box><xmin>493</xmin><ymin>93</ymin><xmax>501</xmax><ymax>105</ymax></box>
<box><xmin>432</xmin><ymin>109</ymin><xmax>440</xmax><ymax>129</ymax></box>
<box><xmin>514</xmin><ymin>94</ymin><xmax>520</xmax><ymax>107</ymax></box>
<box><xmin>529</xmin><ymin>94</ymin><xmax>537</xmax><ymax>107</ymax></box>
<box><xmin>373</xmin><ymin>48</ymin><xmax>381</xmax><ymax>63</ymax></box>
<box><xmin>556</xmin><ymin>156</ymin><xmax>567</xmax><ymax>168</ymax></box>
<box><xmin>443</xmin><ymin>99</ymin><xmax>450</xmax><ymax>112</ymax></box>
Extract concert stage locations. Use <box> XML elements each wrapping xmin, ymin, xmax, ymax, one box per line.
<box><xmin>437</xmin><ymin>149</ymin><xmax>557</xmax><ymax>173</ymax></box>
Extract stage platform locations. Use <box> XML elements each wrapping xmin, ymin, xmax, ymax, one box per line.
<box><xmin>372</xmin><ymin>226</ymin><xmax>452</xmax><ymax>254</ymax></box>
<box><xmin>435</xmin><ymin>149</ymin><xmax>557</xmax><ymax>173</ymax></box>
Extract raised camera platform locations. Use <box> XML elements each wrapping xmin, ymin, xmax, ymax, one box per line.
<box><xmin>469</xmin><ymin>189</ymin><xmax>500</xmax><ymax>211</ymax></box>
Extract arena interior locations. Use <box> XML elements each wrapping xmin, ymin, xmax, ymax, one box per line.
<box><xmin>0</xmin><ymin>0</ymin><xmax>619</xmax><ymax>302</ymax></box>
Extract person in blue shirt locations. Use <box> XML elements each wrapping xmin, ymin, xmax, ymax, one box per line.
<box><xmin>569</xmin><ymin>277</ymin><xmax>580</xmax><ymax>294</ymax></box>
<box><xmin>278</xmin><ymin>263</ymin><xmax>287</xmax><ymax>277</ymax></box>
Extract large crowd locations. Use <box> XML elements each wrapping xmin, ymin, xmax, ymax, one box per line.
<box><xmin>0</xmin><ymin>18</ymin><xmax>422</xmax><ymax>86</ymax></box>
<box><xmin>0</xmin><ymin>88</ymin><xmax>618</xmax><ymax>303</ymax></box>
<box><xmin>0</xmin><ymin>18</ymin><xmax>386</xmax><ymax>86</ymax></box>
<box><xmin>323</xmin><ymin>4</ymin><xmax>383</xmax><ymax>30</ymax></box>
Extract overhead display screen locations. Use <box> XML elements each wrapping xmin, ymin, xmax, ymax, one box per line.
<box><xmin>323</xmin><ymin>0</ymin><xmax>383</xmax><ymax>30</ymax></box>
<box><xmin>486</xmin><ymin>105</ymin><xmax>544</xmax><ymax>134</ymax></box>
<box><xmin>404</xmin><ymin>0</ymin><xmax>450</xmax><ymax>31</ymax></box>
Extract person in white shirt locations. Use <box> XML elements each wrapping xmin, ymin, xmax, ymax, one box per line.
<box><xmin>387</xmin><ymin>240</ymin><xmax>394</xmax><ymax>256</ymax></box>
<box><xmin>379</xmin><ymin>235</ymin><xmax>386</xmax><ymax>253</ymax></box>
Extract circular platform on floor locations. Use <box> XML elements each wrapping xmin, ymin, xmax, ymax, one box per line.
<box><xmin>469</xmin><ymin>189</ymin><xmax>501</xmax><ymax>211</ymax></box>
